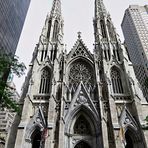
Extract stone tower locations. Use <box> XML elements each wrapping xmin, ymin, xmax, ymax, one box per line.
<box><xmin>12</xmin><ymin>0</ymin><xmax>148</xmax><ymax>148</ymax></box>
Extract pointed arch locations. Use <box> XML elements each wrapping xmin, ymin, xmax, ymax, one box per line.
<box><xmin>65</xmin><ymin>105</ymin><xmax>101</xmax><ymax>148</ymax></box>
<box><xmin>25</xmin><ymin>124</ymin><xmax>43</xmax><ymax>143</ymax></box>
<box><xmin>65</xmin><ymin>105</ymin><xmax>100</xmax><ymax>136</ymax></box>
<box><xmin>39</xmin><ymin>67</ymin><xmax>51</xmax><ymax>94</ymax></box>
<box><xmin>74</xmin><ymin>140</ymin><xmax>91</xmax><ymax>148</ymax></box>
<box><xmin>52</xmin><ymin>20</ymin><xmax>59</xmax><ymax>41</ymax></box>
<box><xmin>47</xmin><ymin>20</ymin><xmax>52</xmax><ymax>39</ymax></box>
<box><xmin>31</xmin><ymin>128</ymin><xmax>42</xmax><ymax>148</ymax></box>
<box><xmin>100</xmin><ymin>20</ymin><xmax>107</xmax><ymax>38</ymax></box>
<box><xmin>124</xmin><ymin>126</ymin><xmax>143</xmax><ymax>148</ymax></box>
<box><xmin>110</xmin><ymin>66</ymin><xmax>123</xmax><ymax>94</ymax></box>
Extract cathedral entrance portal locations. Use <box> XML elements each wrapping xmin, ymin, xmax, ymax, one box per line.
<box><xmin>74</xmin><ymin>141</ymin><xmax>91</xmax><ymax>148</ymax></box>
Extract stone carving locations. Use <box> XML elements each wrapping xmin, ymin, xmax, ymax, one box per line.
<box><xmin>69</xmin><ymin>61</ymin><xmax>94</xmax><ymax>89</ymax></box>
<box><xmin>71</xmin><ymin>46</ymin><xmax>89</xmax><ymax>58</ymax></box>
<box><xmin>120</xmin><ymin>107</ymin><xmax>138</xmax><ymax>131</ymax></box>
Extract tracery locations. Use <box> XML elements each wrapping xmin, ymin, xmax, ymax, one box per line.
<box><xmin>74</xmin><ymin>115</ymin><xmax>91</xmax><ymax>135</ymax></box>
<box><xmin>69</xmin><ymin>60</ymin><xmax>94</xmax><ymax>89</ymax></box>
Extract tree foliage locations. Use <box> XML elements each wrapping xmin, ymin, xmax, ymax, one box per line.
<box><xmin>0</xmin><ymin>53</ymin><xmax>26</xmax><ymax>112</ymax></box>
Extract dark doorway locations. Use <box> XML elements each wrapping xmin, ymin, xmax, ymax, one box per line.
<box><xmin>75</xmin><ymin>141</ymin><xmax>91</xmax><ymax>148</ymax></box>
<box><xmin>32</xmin><ymin>130</ymin><xmax>42</xmax><ymax>148</ymax></box>
<box><xmin>125</xmin><ymin>131</ymin><xmax>134</xmax><ymax>148</ymax></box>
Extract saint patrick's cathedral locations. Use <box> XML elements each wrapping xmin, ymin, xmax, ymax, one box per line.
<box><xmin>6</xmin><ymin>0</ymin><xmax>148</xmax><ymax>147</ymax></box>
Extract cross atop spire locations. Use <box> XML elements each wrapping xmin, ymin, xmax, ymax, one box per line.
<box><xmin>50</xmin><ymin>0</ymin><xmax>62</xmax><ymax>17</ymax></box>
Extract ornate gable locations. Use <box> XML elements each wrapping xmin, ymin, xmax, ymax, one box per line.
<box><xmin>65</xmin><ymin>82</ymin><xmax>99</xmax><ymax>119</ymax></box>
<box><xmin>25</xmin><ymin>105</ymin><xmax>47</xmax><ymax>142</ymax></box>
<box><xmin>119</xmin><ymin>107</ymin><xmax>138</xmax><ymax>131</ymax></box>
<box><xmin>67</xmin><ymin>33</ymin><xmax>94</xmax><ymax>62</ymax></box>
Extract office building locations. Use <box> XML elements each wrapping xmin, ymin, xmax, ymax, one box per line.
<box><xmin>0</xmin><ymin>0</ymin><xmax>30</xmax><ymax>55</ymax></box>
<box><xmin>122</xmin><ymin>5</ymin><xmax>148</xmax><ymax>101</ymax></box>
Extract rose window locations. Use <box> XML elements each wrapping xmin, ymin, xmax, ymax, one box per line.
<box><xmin>69</xmin><ymin>61</ymin><xmax>94</xmax><ymax>88</ymax></box>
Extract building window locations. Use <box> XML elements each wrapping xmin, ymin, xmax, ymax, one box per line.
<box><xmin>100</xmin><ymin>20</ymin><xmax>107</xmax><ymax>38</ymax></box>
<box><xmin>39</xmin><ymin>68</ymin><xmax>50</xmax><ymax>94</ymax></box>
<box><xmin>111</xmin><ymin>67</ymin><xmax>123</xmax><ymax>93</ymax></box>
<box><xmin>113</xmin><ymin>49</ymin><xmax>120</xmax><ymax>61</ymax></box>
<box><xmin>47</xmin><ymin>20</ymin><xmax>52</xmax><ymax>39</ymax></box>
<box><xmin>41</xmin><ymin>50</ymin><xmax>47</xmax><ymax>62</ymax></box>
<box><xmin>104</xmin><ymin>49</ymin><xmax>111</xmax><ymax>61</ymax></box>
<box><xmin>52</xmin><ymin>20</ymin><xmax>59</xmax><ymax>41</ymax></box>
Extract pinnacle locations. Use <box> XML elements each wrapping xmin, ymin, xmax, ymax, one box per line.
<box><xmin>77</xmin><ymin>31</ymin><xmax>82</xmax><ymax>39</ymax></box>
<box><xmin>50</xmin><ymin>0</ymin><xmax>62</xmax><ymax>17</ymax></box>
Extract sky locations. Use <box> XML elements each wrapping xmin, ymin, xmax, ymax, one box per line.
<box><xmin>14</xmin><ymin>0</ymin><xmax>147</xmax><ymax>93</ymax></box>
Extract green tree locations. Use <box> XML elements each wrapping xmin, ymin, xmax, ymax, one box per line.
<box><xmin>0</xmin><ymin>52</ymin><xmax>26</xmax><ymax>112</ymax></box>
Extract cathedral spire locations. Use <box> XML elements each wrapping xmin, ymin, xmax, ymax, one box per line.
<box><xmin>95</xmin><ymin>0</ymin><xmax>107</xmax><ymax>17</ymax></box>
<box><xmin>50</xmin><ymin>0</ymin><xmax>62</xmax><ymax>17</ymax></box>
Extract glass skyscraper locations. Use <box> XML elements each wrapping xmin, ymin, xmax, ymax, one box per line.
<box><xmin>0</xmin><ymin>0</ymin><xmax>30</xmax><ymax>55</ymax></box>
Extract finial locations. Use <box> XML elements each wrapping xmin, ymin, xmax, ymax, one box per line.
<box><xmin>78</xmin><ymin>31</ymin><xmax>81</xmax><ymax>39</ymax></box>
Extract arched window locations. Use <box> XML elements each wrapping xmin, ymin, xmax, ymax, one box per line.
<box><xmin>74</xmin><ymin>141</ymin><xmax>91</xmax><ymax>148</ymax></box>
<box><xmin>41</xmin><ymin>50</ymin><xmax>48</xmax><ymax>62</ymax></box>
<box><xmin>39</xmin><ymin>68</ymin><xmax>50</xmax><ymax>94</ymax></box>
<box><xmin>69</xmin><ymin>60</ymin><xmax>94</xmax><ymax>89</ymax></box>
<box><xmin>74</xmin><ymin>115</ymin><xmax>91</xmax><ymax>135</ymax></box>
<box><xmin>111</xmin><ymin>67</ymin><xmax>123</xmax><ymax>93</ymax></box>
<box><xmin>47</xmin><ymin>20</ymin><xmax>51</xmax><ymax>39</ymax></box>
<box><xmin>100</xmin><ymin>20</ymin><xmax>107</xmax><ymax>38</ymax></box>
<box><xmin>113</xmin><ymin>49</ymin><xmax>120</xmax><ymax>61</ymax></box>
<box><xmin>104</xmin><ymin>49</ymin><xmax>111</xmax><ymax>61</ymax></box>
<box><xmin>52</xmin><ymin>20</ymin><xmax>59</xmax><ymax>41</ymax></box>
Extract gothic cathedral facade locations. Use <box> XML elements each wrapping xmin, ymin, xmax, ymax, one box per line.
<box><xmin>10</xmin><ymin>0</ymin><xmax>148</xmax><ymax>148</ymax></box>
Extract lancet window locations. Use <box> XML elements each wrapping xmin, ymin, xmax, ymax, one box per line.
<box><xmin>111</xmin><ymin>67</ymin><xmax>123</xmax><ymax>94</ymax></box>
<box><xmin>104</xmin><ymin>49</ymin><xmax>110</xmax><ymax>61</ymax></box>
<box><xmin>113</xmin><ymin>49</ymin><xmax>120</xmax><ymax>61</ymax></box>
<box><xmin>52</xmin><ymin>20</ymin><xmax>59</xmax><ymax>41</ymax></box>
<box><xmin>74</xmin><ymin>115</ymin><xmax>91</xmax><ymax>135</ymax></box>
<box><xmin>47</xmin><ymin>20</ymin><xmax>52</xmax><ymax>39</ymax></box>
<box><xmin>41</xmin><ymin>50</ymin><xmax>47</xmax><ymax>62</ymax></box>
<box><xmin>69</xmin><ymin>60</ymin><xmax>94</xmax><ymax>89</ymax></box>
<box><xmin>39</xmin><ymin>68</ymin><xmax>50</xmax><ymax>94</ymax></box>
<box><xmin>100</xmin><ymin>20</ymin><xmax>107</xmax><ymax>38</ymax></box>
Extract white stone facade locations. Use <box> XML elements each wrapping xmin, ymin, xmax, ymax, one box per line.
<box><xmin>8</xmin><ymin>1</ymin><xmax>148</xmax><ymax>148</ymax></box>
